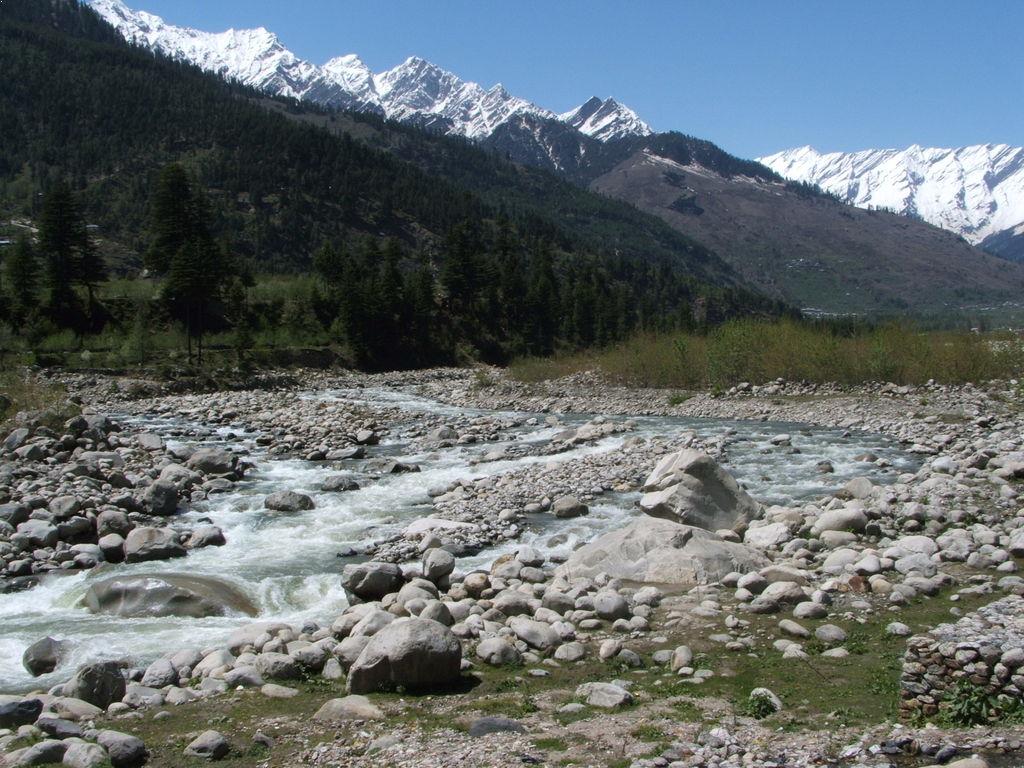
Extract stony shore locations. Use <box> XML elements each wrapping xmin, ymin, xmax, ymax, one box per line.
<box><xmin>0</xmin><ymin>367</ymin><xmax>1022</xmax><ymax>768</ymax></box>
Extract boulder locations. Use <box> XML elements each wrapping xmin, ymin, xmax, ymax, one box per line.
<box><xmin>639</xmin><ymin>449</ymin><xmax>760</xmax><ymax>531</ymax></box>
<box><xmin>186</xmin><ymin>448</ymin><xmax>238</xmax><ymax>476</ymax></box>
<box><xmin>313</xmin><ymin>695</ymin><xmax>384</xmax><ymax>722</ymax></box>
<box><xmin>556</xmin><ymin>518</ymin><xmax>766</xmax><ymax>585</ymax></box>
<box><xmin>341</xmin><ymin>561</ymin><xmax>404</xmax><ymax>602</ymax></box>
<box><xmin>183</xmin><ymin>730</ymin><xmax>230</xmax><ymax>760</ymax></box>
<box><xmin>476</xmin><ymin>637</ymin><xmax>523</xmax><ymax>666</ymax></box>
<box><xmin>22</xmin><ymin>636</ymin><xmax>63</xmax><ymax>677</ymax></box>
<box><xmin>508</xmin><ymin>617</ymin><xmax>560</xmax><ymax>653</ymax></box>
<box><xmin>322</xmin><ymin>475</ymin><xmax>360</xmax><ymax>492</ymax></box>
<box><xmin>123</xmin><ymin>527</ymin><xmax>186</xmax><ymax>563</ymax></box>
<box><xmin>141</xmin><ymin>479</ymin><xmax>179</xmax><ymax>516</ymax></box>
<box><xmin>64</xmin><ymin>662</ymin><xmax>126</xmax><ymax>709</ymax></box>
<box><xmin>83</xmin><ymin>574</ymin><xmax>257</xmax><ymax>619</ymax></box>
<box><xmin>422</xmin><ymin>548</ymin><xmax>455</xmax><ymax>582</ymax></box>
<box><xmin>96</xmin><ymin>730</ymin><xmax>148</xmax><ymax>768</ymax></box>
<box><xmin>264</xmin><ymin>490</ymin><xmax>315</xmax><ymax>512</ymax></box>
<box><xmin>346</xmin><ymin>618</ymin><xmax>461</xmax><ymax>694</ymax></box>
<box><xmin>0</xmin><ymin>697</ymin><xmax>43</xmax><ymax>728</ymax></box>
<box><xmin>552</xmin><ymin>496</ymin><xmax>589</xmax><ymax>518</ymax></box>
<box><xmin>62</xmin><ymin>741</ymin><xmax>109</xmax><ymax>768</ymax></box>
<box><xmin>576</xmin><ymin>682</ymin><xmax>633</xmax><ymax>708</ymax></box>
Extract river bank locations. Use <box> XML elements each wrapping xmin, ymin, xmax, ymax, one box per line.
<box><xmin>0</xmin><ymin>367</ymin><xmax>1022</xmax><ymax>767</ymax></box>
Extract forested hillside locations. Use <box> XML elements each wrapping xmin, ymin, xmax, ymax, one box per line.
<box><xmin>0</xmin><ymin>0</ymin><xmax>786</xmax><ymax>369</ymax></box>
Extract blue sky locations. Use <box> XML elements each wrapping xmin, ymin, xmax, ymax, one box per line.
<box><xmin>130</xmin><ymin>1</ymin><xmax>1022</xmax><ymax>159</ymax></box>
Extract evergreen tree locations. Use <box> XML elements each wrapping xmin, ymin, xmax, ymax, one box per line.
<box><xmin>3</xmin><ymin>235</ymin><xmax>39</xmax><ymax>329</ymax></box>
<box><xmin>312</xmin><ymin>241</ymin><xmax>345</xmax><ymax>287</ymax></box>
<box><xmin>147</xmin><ymin>164</ymin><xmax>193</xmax><ymax>274</ymax></box>
<box><xmin>38</xmin><ymin>180</ymin><xmax>91</xmax><ymax>327</ymax></box>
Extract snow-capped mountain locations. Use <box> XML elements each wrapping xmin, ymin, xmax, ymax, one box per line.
<box><xmin>758</xmin><ymin>144</ymin><xmax>1024</xmax><ymax>258</ymax></box>
<box><xmin>560</xmin><ymin>97</ymin><xmax>651</xmax><ymax>142</ymax></box>
<box><xmin>89</xmin><ymin>0</ymin><xmax>649</xmax><ymax>143</ymax></box>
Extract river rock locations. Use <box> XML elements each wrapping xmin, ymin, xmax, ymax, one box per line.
<box><xmin>64</xmin><ymin>661</ymin><xmax>126</xmax><ymax>709</ymax></box>
<box><xmin>97</xmin><ymin>729</ymin><xmax>148</xmax><ymax>767</ymax></box>
<box><xmin>557</xmin><ymin>518</ymin><xmax>766</xmax><ymax>585</ymax></box>
<box><xmin>264</xmin><ymin>490</ymin><xmax>315</xmax><ymax>512</ymax></box>
<box><xmin>62</xmin><ymin>741</ymin><xmax>109</xmax><ymax>768</ymax></box>
<box><xmin>22</xmin><ymin>636</ymin><xmax>63</xmax><ymax>677</ymax></box>
<box><xmin>552</xmin><ymin>495</ymin><xmax>589</xmax><ymax>518</ymax></box>
<box><xmin>0</xmin><ymin>697</ymin><xmax>43</xmax><ymax>728</ymax></box>
<box><xmin>123</xmin><ymin>527</ymin><xmax>186</xmax><ymax>563</ymax></box>
<box><xmin>184</xmin><ymin>730</ymin><xmax>230</xmax><ymax>760</ymax></box>
<box><xmin>186</xmin><ymin>448</ymin><xmax>238</xmax><ymax>476</ymax></box>
<box><xmin>141</xmin><ymin>479</ymin><xmax>179</xmax><ymax>516</ymax></box>
<box><xmin>83</xmin><ymin>574</ymin><xmax>257</xmax><ymax>619</ymax></box>
<box><xmin>639</xmin><ymin>449</ymin><xmax>760</xmax><ymax>531</ymax></box>
<box><xmin>576</xmin><ymin>682</ymin><xmax>633</xmax><ymax>708</ymax></box>
<box><xmin>341</xmin><ymin>561</ymin><xmax>404</xmax><ymax>602</ymax></box>
<box><xmin>346</xmin><ymin>618</ymin><xmax>462</xmax><ymax>694</ymax></box>
<box><xmin>313</xmin><ymin>695</ymin><xmax>384</xmax><ymax>722</ymax></box>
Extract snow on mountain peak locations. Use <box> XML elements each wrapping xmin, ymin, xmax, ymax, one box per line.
<box><xmin>87</xmin><ymin>0</ymin><xmax>649</xmax><ymax>143</ymax></box>
<box><xmin>561</xmin><ymin>97</ymin><xmax>652</xmax><ymax>141</ymax></box>
<box><xmin>758</xmin><ymin>143</ymin><xmax>1024</xmax><ymax>246</ymax></box>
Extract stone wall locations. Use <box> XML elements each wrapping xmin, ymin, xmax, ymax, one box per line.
<box><xmin>900</xmin><ymin>595</ymin><xmax>1024</xmax><ymax>718</ymax></box>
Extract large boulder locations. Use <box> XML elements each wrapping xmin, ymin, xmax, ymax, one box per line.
<box><xmin>341</xmin><ymin>561</ymin><xmax>404</xmax><ymax>602</ymax></box>
<box><xmin>82</xmin><ymin>574</ymin><xmax>257</xmax><ymax>619</ymax></box>
<box><xmin>639</xmin><ymin>449</ymin><xmax>760</xmax><ymax>531</ymax></box>
<box><xmin>123</xmin><ymin>527</ymin><xmax>186</xmax><ymax>563</ymax></box>
<box><xmin>264</xmin><ymin>490</ymin><xmax>315</xmax><ymax>512</ymax></box>
<box><xmin>186</xmin><ymin>448</ymin><xmax>238</xmax><ymax>476</ymax></box>
<box><xmin>64</xmin><ymin>662</ymin><xmax>126</xmax><ymax>709</ymax></box>
<box><xmin>556</xmin><ymin>517</ymin><xmax>766</xmax><ymax>585</ymax></box>
<box><xmin>22</xmin><ymin>636</ymin><xmax>63</xmax><ymax>677</ymax></box>
<box><xmin>346</xmin><ymin>618</ymin><xmax>461</xmax><ymax>694</ymax></box>
<box><xmin>141</xmin><ymin>479</ymin><xmax>179</xmax><ymax>516</ymax></box>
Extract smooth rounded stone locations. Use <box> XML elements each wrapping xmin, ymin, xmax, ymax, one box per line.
<box><xmin>473</xmin><ymin>638</ymin><xmax>520</xmax><ymax>667</ymax></box>
<box><xmin>141</xmin><ymin>479</ymin><xmax>179</xmax><ymax>516</ymax></box>
<box><xmin>844</xmin><ymin>477</ymin><xmax>874</xmax><ymax>499</ymax></box>
<box><xmin>193</xmin><ymin>648</ymin><xmax>237</xmax><ymax>677</ymax></box>
<box><xmin>22</xmin><ymin>636</ymin><xmax>63</xmax><ymax>677</ymax></box>
<box><xmin>895</xmin><ymin>553</ymin><xmax>937</xmax><ymax>576</ymax></box>
<box><xmin>341</xmin><ymin>561</ymin><xmax>404</xmax><ymax>602</ymax></box>
<box><xmin>0</xmin><ymin>698</ymin><xmax>43</xmax><ymax>728</ymax></box>
<box><xmin>96</xmin><ymin>730</ymin><xmax>148</xmax><ymax>768</ymax></box>
<box><xmin>123</xmin><ymin>683</ymin><xmax>163</xmax><ymax>708</ymax></box>
<box><xmin>313</xmin><ymin>695</ymin><xmax>384</xmax><ymax>722</ymax></box>
<box><xmin>346</xmin><ymin>618</ymin><xmax>462</xmax><ymax>694</ymax></box>
<box><xmin>123</xmin><ymin>527</ymin><xmax>186</xmax><ymax>563</ymax></box>
<box><xmin>633</xmin><ymin>586</ymin><xmax>663</xmax><ymax>606</ymax></box>
<box><xmin>350</xmin><ymin>609</ymin><xmax>397</xmax><ymax>638</ymax></box>
<box><xmin>83</xmin><ymin>574</ymin><xmax>257</xmax><ymax>619</ymax></box>
<box><xmin>254</xmin><ymin>652</ymin><xmax>300</xmax><ymax>680</ymax></box>
<box><xmin>516</xmin><ymin>546</ymin><xmax>545</xmax><ymax>567</ymax></box>
<box><xmin>62</xmin><ymin>741</ymin><xmax>109</xmax><ymax>768</ymax></box>
<box><xmin>421</xmin><ymin>548</ymin><xmax>455</xmax><ymax>582</ymax></box>
<box><xmin>322</xmin><ymin>657</ymin><xmax>344</xmax><ymax>680</ymax></box>
<box><xmin>886</xmin><ymin>622</ymin><xmax>912</xmax><ymax>637</ymax></box>
<box><xmin>260</xmin><ymin>683</ymin><xmax>298</xmax><ymax>699</ymax></box>
<box><xmin>617</xmin><ymin>648</ymin><xmax>642</xmax><ymax>667</ymax></box>
<box><xmin>186</xmin><ymin>448</ymin><xmax>238</xmax><ymax>475</ymax></box>
<box><xmin>45</xmin><ymin>697</ymin><xmax>102</xmax><ymax>722</ymax></box>
<box><xmin>15</xmin><ymin>519</ymin><xmax>59</xmax><ymax>548</ymax></box>
<box><xmin>639</xmin><ymin>449</ymin><xmax>760</xmax><ymax>531</ymax></box>
<box><xmin>593</xmin><ymin>590</ymin><xmax>630</xmax><ymax>621</ymax></box>
<box><xmin>553</xmin><ymin>642</ymin><xmax>587</xmax><ymax>662</ymax></box>
<box><xmin>557</xmin><ymin>518</ymin><xmax>766</xmax><ymax>585</ymax></box>
<box><xmin>334</xmin><ymin>636</ymin><xmax>371</xmax><ymax>669</ymax></box>
<box><xmin>322</xmin><ymin>475</ymin><xmax>360</xmax><ymax>492</ymax></box>
<box><xmin>64</xmin><ymin>662</ymin><xmax>126</xmax><ymax>709</ymax></box>
<box><xmin>508</xmin><ymin>617</ymin><xmax>560</xmax><ymax>653</ymax></box>
<box><xmin>792</xmin><ymin>601</ymin><xmax>827</xmax><ymax>619</ymax></box>
<box><xmin>822</xmin><ymin>647</ymin><xmax>849</xmax><ymax>659</ymax></box>
<box><xmin>813</xmin><ymin>508</ymin><xmax>867</xmax><ymax>534</ymax></box>
<box><xmin>97</xmin><ymin>534</ymin><xmax>126</xmax><ymax>563</ymax></box>
<box><xmin>670</xmin><ymin>646</ymin><xmax>694</xmax><ymax>672</ymax></box>
<box><xmin>223</xmin><ymin>665</ymin><xmax>264</xmax><ymax>688</ymax></box>
<box><xmin>7</xmin><ymin>739</ymin><xmax>67</xmax><ymax>766</ymax></box>
<box><xmin>759</xmin><ymin>581</ymin><xmax>806</xmax><ymax>605</ymax></box>
<box><xmin>895</xmin><ymin>535</ymin><xmax>939</xmax><ymax>556</ymax></box>
<box><xmin>576</xmin><ymin>682</ymin><xmax>633</xmax><ymax>709</ymax></box>
<box><xmin>35</xmin><ymin>717</ymin><xmax>81</xmax><ymax>740</ymax></box>
<box><xmin>467</xmin><ymin>716</ymin><xmax>526</xmax><ymax>738</ymax></box>
<box><xmin>164</xmin><ymin>687</ymin><xmax>199</xmax><ymax>705</ymax></box>
<box><xmin>289</xmin><ymin>643</ymin><xmax>327</xmax><ymax>672</ymax></box>
<box><xmin>186</xmin><ymin>525</ymin><xmax>226</xmax><ymax>549</ymax></box>
<box><xmin>814</xmin><ymin>624</ymin><xmax>847</xmax><ymax>646</ymax></box>
<box><xmin>419</xmin><ymin>601</ymin><xmax>454</xmax><ymax>626</ymax></box>
<box><xmin>778</xmin><ymin>619</ymin><xmax>810</xmax><ymax>638</ymax></box>
<box><xmin>225</xmin><ymin>622</ymin><xmax>291</xmax><ymax>654</ymax></box>
<box><xmin>264</xmin><ymin>490</ymin><xmax>314</xmax><ymax>512</ymax></box>
<box><xmin>183</xmin><ymin>730</ymin><xmax>230</xmax><ymax>760</ymax></box>
<box><xmin>599</xmin><ymin>639</ymin><xmax>623</xmax><ymax>661</ymax></box>
<box><xmin>140</xmin><ymin>658</ymin><xmax>177</xmax><ymax>688</ymax></box>
<box><xmin>552</xmin><ymin>495</ymin><xmax>589</xmax><ymax>518</ymax></box>
<box><xmin>744</xmin><ymin>522</ymin><xmax>792</xmax><ymax>549</ymax></box>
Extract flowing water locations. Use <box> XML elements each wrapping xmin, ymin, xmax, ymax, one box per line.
<box><xmin>0</xmin><ymin>387</ymin><xmax>919</xmax><ymax>692</ymax></box>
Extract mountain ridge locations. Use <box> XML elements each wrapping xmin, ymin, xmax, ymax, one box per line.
<box><xmin>759</xmin><ymin>143</ymin><xmax>1024</xmax><ymax>261</ymax></box>
<box><xmin>89</xmin><ymin>0</ymin><xmax>651</xmax><ymax>144</ymax></box>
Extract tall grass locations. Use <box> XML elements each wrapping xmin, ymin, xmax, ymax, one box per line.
<box><xmin>510</xmin><ymin>319</ymin><xmax>1024</xmax><ymax>388</ymax></box>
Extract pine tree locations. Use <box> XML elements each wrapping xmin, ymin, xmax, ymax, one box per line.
<box><xmin>147</xmin><ymin>164</ymin><xmax>193</xmax><ymax>274</ymax></box>
<box><xmin>38</xmin><ymin>180</ymin><xmax>91</xmax><ymax>326</ymax></box>
<box><xmin>3</xmin><ymin>235</ymin><xmax>39</xmax><ymax>329</ymax></box>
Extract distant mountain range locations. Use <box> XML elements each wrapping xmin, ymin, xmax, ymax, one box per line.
<box><xmin>759</xmin><ymin>144</ymin><xmax>1024</xmax><ymax>261</ymax></box>
<box><xmin>79</xmin><ymin>0</ymin><xmax>1024</xmax><ymax>314</ymax></box>
<box><xmin>91</xmin><ymin>0</ymin><xmax>651</xmax><ymax>144</ymax></box>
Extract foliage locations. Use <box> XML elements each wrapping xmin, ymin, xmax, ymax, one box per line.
<box><xmin>511</xmin><ymin>319</ymin><xmax>1024</xmax><ymax>388</ymax></box>
<box><xmin>741</xmin><ymin>690</ymin><xmax>779</xmax><ymax>720</ymax></box>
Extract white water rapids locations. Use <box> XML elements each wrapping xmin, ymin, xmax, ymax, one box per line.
<box><xmin>0</xmin><ymin>387</ymin><xmax>918</xmax><ymax>692</ymax></box>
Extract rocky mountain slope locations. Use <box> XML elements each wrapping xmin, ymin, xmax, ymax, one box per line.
<box><xmin>759</xmin><ymin>144</ymin><xmax>1024</xmax><ymax>262</ymax></box>
<box><xmin>89</xmin><ymin>0</ymin><xmax>650</xmax><ymax>144</ymax></box>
